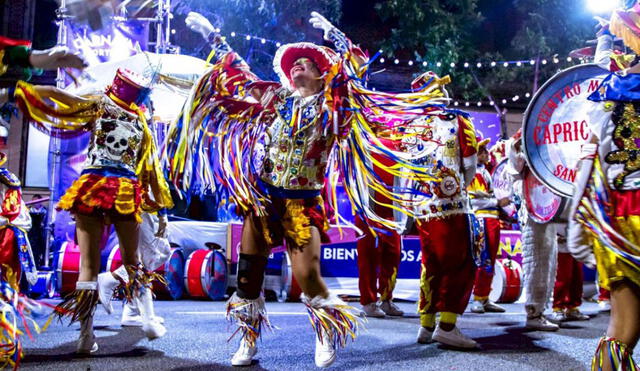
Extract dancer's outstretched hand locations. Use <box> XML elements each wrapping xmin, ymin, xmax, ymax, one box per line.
<box><xmin>309</xmin><ymin>11</ymin><xmax>336</xmax><ymax>40</ymax></box>
<box><xmin>186</xmin><ymin>11</ymin><xmax>215</xmax><ymax>40</ymax></box>
<box><xmin>29</xmin><ymin>47</ymin><xmax>87</xmax><ymax>71</ymax></box>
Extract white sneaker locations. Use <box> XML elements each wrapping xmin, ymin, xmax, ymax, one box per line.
<box><xmin>361</xmin><ymin>303</ymin><xmax>385</xmax><ymax>318</ymax></box>
<box><xmin>315</xmin><ymin>331</ymin><xmax>336</xmax><ymax>368</ymax></box>
<box><xmin>416</xmin><ymin>326</ymin><xmax>434</xmax><ymax>344</ymax></box>
<box><xmin>525</xmin><ymin>316</ymin><xmax>559</xmax><ymax>332</ymax></box>
<box><xmin>598</xmin><ymin>300</ymin><xmax>611</xmax><ymax>312</ymax></box>
<box><xmin>380</xmin><ymin>300</ymin><xmax>404</xmax><ymax>316</ymax></box>
<box><xmin>231</xmin><ymin>339</ymin><xmax>257</xmax><ymax>366</ymax></box>
<box><xmin>432</xmin><ymin>326</ymin><xmax>478</xmax><ymax>349</ymax></box>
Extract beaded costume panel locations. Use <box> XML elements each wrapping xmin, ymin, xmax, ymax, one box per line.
<box><xmin>86</xmin><ymin>98</ymin><xmax>144</xmax><ymax>175</ymax></box>
<box><xmin>400</xmin><ymin>113</ymin><xmax>470</xmax><ymax>220</ymax></box>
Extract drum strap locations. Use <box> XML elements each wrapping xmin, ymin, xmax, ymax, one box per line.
<box><xmin>237</xmin><ymin>253</ymin><xmax>268</xmax><ymax>300</ymax></box>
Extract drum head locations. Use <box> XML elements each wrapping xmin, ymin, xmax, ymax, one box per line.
<box><xmin>524</xmin><ymin>170</ymin><xmax>566</xmax><ymax>224</ymax></box>
<box><xmin>491</xmin><ymin>159</ymin><xmax>517</xmax><ymax>218</ymax></box>
<box><xmin>205</xmin><ymin>250</ymin><xmax>228</xmax><ymax>300</ymax></box>
<box><xmin>155</xmin><ymin>248</ymin><xmax>184</xmax><ymax>300</ymax></box>
<box><xmin>522</xmin><ymin>64</ymin><xmax>609</xmax><ymax>197</ymax></box>
<box><xmin>489</xmin><ymin>260</ymin><xmax>506</xmax><ymax>303</ymax></box>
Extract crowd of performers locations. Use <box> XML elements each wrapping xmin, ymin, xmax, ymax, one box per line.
<box><xmin>0</xmin><ymin>3</ymin><xmax>637</xmax><ymax>370</ymax></box>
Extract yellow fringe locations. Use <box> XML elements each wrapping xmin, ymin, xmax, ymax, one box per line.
<box><xmin>611</xmin><ymin>10</ymin><xmax>640</xmax><ymax>55</ymax></box>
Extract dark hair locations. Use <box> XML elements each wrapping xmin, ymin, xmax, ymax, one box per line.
<box><xmin>33</xmin><ymin>194</ymin><xmax>42</xmax><ymax>199</ymax></box>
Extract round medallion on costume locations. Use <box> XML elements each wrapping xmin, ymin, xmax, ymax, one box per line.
<box><xmin>434</xmin><ymin>168</ymin><xmax>460</xmax><ymax>198</ymax></box>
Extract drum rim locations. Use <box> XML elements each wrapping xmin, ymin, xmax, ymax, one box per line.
<box><xmin>199</xmin><ymin>250</ymin><xmax>214</xmax><ymax>298</ymax></box>
<box><xmin>522</xmin><ymin>63</ymin><xmax>608</xmax><ymax>197</ymax></box>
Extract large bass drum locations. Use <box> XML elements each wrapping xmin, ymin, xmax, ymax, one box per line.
<box><xmin>489</xmin><ymin>258</ymin><xmax>523</xmax><ymax>303</ymax></box>
<box><xmin>184</xmin><ymin>249</ymin><xmax>228</xmax><ymax>300</ymax></box>
<box><xmin>522</xmin><ymin>64</ymin><xmax>609</xmax><ymax>197</ymax></box>
<box><xmin>54</xmin><ymin>241</ymin><xmax>81</xmax><ymax>296</ymax></box>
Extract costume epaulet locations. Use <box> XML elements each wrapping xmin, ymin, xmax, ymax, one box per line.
<box><xmin>0</xmin><ymin>168</ymin><xmax>21</xmax><ymax>189</ymax></box>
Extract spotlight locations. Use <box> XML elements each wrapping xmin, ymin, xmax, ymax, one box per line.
<box><xmin>586</xmin><ymin>0</ymin><xmax>620</xmax><ymax>14</ymax></box>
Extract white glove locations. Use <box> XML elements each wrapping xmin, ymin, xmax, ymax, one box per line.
<box><xmin>29</xmin><ymin>47</ymin><xmax>87</xmax><ymax>71</ymax></box>
<box><xmin>156</xmin><ymin>214</ymin><xmax>168</xmax><ymax>238</ymax></box>
<box><xmin>309</xmin><ymin>11</ymin><xmax>336</xmax><ymax>41</ymax></box>
<box><xmin>185</xmin><ymin>11</ymin><xmax>215</xmax><ymax>40</ymax></box>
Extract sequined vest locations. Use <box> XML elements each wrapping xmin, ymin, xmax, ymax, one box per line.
<box><xmin>259</xmin><ymin>92</ymin><xmax>334</xmax><ymax>191</ymax></box>
<box><xmin>400</xmin><ymin>113</ymin><xmax>470</xmax><ymax>220</ymax></box>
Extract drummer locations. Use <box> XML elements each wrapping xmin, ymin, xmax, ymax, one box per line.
<box><xmin>506</xmin><ymin>130</ymin><xmax>559</xmax><ymax>331</ymax></box>
<box><xmin>467</xmin><ymin>137</ymin><xmax>511</xmax><ymax>314</ymax></box>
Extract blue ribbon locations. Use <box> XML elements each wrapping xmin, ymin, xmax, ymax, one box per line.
<box><xmin>8</xmin><ymin>226</ymin><xmax>36</xmax><ymax>284</ymax></box>
<box><xmin>588</xmin><ymin>72</ymin><xmax>640</xmax><ymax>103</ymax></box>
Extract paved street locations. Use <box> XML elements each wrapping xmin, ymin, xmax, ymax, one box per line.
<box><xmin>20</xmin><ymin>299</ymin><xmax>607</xmax><ymax>370</ymax></box>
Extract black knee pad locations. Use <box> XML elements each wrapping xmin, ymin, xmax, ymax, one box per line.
<box><xmin>236</xmin><ymin>253</ymin><xmax>268</xmax><ymax>300</ymax></box>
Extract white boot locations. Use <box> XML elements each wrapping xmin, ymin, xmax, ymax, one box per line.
<box><xmin>75</xmin><ymin>281</ymin><xmax>99</xmax><ymax>354</ymax></box>
<box><xmin>226</xmin><ymin>293</ymin><xmax>272</xmax><ymax>367</ymax></box>
<box><xmin>77</xmin><ymin>314</ymin><xmax>99</xmax><ymax>354</ymax></box>
<box><xmin>97</xmin><ymin>265</ymin><xmax>128</xmax><ymax>315</ymax></box>
<box><xmin>231</xmin><ymin>338</ymin><xmax>258</xmax><ymax>366</ymax></box>
<box><xmin>121</xmin><ymin>301</ymin><xmax>143</xmax><ymax>327</ymax></box>
<box><xmin>315</xmin><ymin>329</ymin><xmax>336</xmax><ymax>368</ymax></box>
<box><xmin>303</xmin><ymin>293</ymin><xmax>362</xmax><ymax>368</ymax></box>
<box><xmin>135</xmin><ymin>287</ymin><xmax>166</xmax><ymax>340</ymax></box>
<box><xmin>121</xmin><ymin>299</ymin><xmax>165</xmax><ymax>326</ymax></box>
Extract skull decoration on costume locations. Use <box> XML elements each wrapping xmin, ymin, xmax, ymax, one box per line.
<box><xmin>87</xmin><ymin>108</ymin><xmax>143</xmax><ymax>172</ymax></box>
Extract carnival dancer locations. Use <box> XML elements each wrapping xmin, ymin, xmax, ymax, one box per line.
<box><xmin>355</xmin><ymin>138</ymin><xmax>403</xmax><ymax>318</ymax></box>
<box><xmin>468</xmin><ymin>137</ymin><xmax>510</xmax><ymax>314</ymax></box>
<box><xmin>506</xmin><ymin>130</ymin><xmax>559</xmax><ymax>331</ymax></box>
<box><xmin>13</xmin><ymin>68</ymin><xmax>173</xmax><ymax>354</ymax></box>
<box><xmin>548</xmin><ymin>223</ymin><xmax>589</xmax><ymax>323</ymax></box>
<box><xmin>568</xmin><ymin>5</ymin><xmax>640</xmax><ymax>369</ymax></box>
<box><xmin>394</xmin><ymin>73</ymin><xmax>480</xmax><ymax>348</ymax></box>
<box><xmin>178</xmin><ymin>11</ymin><xmax>448</xmax><ymax>367</ymax></box>
<box><xmin>0</xmin><ymin>153</ymin><xmax>36</xmax><ymax>288</ymax></box>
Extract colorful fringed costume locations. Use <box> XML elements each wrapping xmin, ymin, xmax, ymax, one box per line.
<box><xmin>167</xmin><ymin>16</ymin><xmax>451</xmax><ymax>364</ymax></box>
<box><xmin>14</xmin><ymin>75</ymin><xmax>173</xmax><ymax>223</ymax></box>
<box><xmin>568</xmin><ymin>16</ymin><xmax>640</xmax><ymax>367</ymax></box>
<box><xmin>396</xmin><ymin>107</ymin><xmax>479</xmax><ymax>330</ymax></box>
<box><xmin>0</xmin><ymin>159</ymin><xmax>37</xmax><ymax>287</ymax></box>
<box><xmin>0</xmin><ymin>267</ymin><xmax>57</xmax><ymax>369</ymax></box>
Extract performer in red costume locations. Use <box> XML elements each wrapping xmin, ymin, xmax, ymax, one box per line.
<box><xmin>468</xmin><ymin>137</ymin><xmax>510</xmax><ymax>314</ymax></box>
<box><xmin>548</xmin><ymin>223</ymin><xmax>589</xmax><ymax>323</ymax></box>
<box><xmin>355</xmin><ymin>139</ymin><xmax>403</xmax><ymax>318</ymax></box>
<box><xmin>398</xmin><ymin>74</ymin><xmax>480</xmax><ymax>349</ymax></box>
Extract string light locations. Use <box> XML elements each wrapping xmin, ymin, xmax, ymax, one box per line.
<box><xmin>214</xmin><ymin>29</ymin><xmax>581</xmax><ymax>73</ymax></box>
<box><xmin>208</xmin><ymin>29</ymin><xmax>564</xmax><ymax>107</ymax></box>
